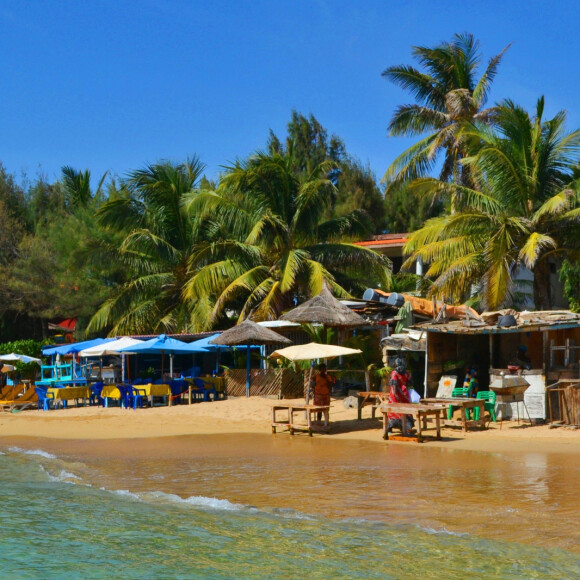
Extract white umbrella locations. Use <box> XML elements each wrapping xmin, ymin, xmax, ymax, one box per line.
<box><xmin>79</xmin><ymin>337</ymin><xmax>145</xmax><ymax>382</ymax></box>
<box><xmin>270</xmin><ymin>342</ymin><xmax>362</xmax><ymax>361</ymax></box>
<box><xmin>270</xmin><ymin>342</ymin><xmax>362</xmax><ymax>403</ymax></box>
<box><xmin>78</xmin><ymin>337</ymin><xmax>144</xmax><ymax>357</ymax></box>
<box><xmin>0</xmin><ymin>353</ymin><xmax>42</xmax><ymax>365</ymax></box>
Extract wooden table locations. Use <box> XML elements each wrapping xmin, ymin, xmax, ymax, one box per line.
<box><xmin>271</xmin><ymin>403</ymin><xmax>330</xmax><ymax>436</ymax></box>
<box><xmin>380</xmin><ymin>403</ymin><xmax>445</xmax><ymax>443</ymax></box>
<box><xmin>357</xmin><ymin>391</ymin><xmax>389</xmax><ymax>420</ymax></box>
<box><xmin>422</xmin><ymin>397</ymin><xmax>486</xmax><ymax>431</ymax></box>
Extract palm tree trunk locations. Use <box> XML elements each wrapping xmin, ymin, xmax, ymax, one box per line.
<box><xmin>533</xmin><ymin>259</ymin><xmax>551</xmax><ymax>311</ymax></box>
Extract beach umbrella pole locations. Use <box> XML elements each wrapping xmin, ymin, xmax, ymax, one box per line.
<box><xmin>306</xmin><ymin>361</ymin><xmax>314</xmax><ymax>404</ymax></box>
<box><xmin>246</xmin><ymin>344</ymin><xmax>251</xmax><ymax>397</ymax></box>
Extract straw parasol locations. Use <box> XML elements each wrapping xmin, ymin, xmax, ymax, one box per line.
<box><xmin>210</xmin><ymin>319</ymin><xmax>291</xmax><ymax>397</ymax></box>
<box><xmin>279</xmin><ymin>285</ymin><xmax>366</xmax><ymax>327</ymax></box>
<box><xmin>279</xmin><ymin>285</ymin><xmax>367</xmax><ymax>402</ymax></box>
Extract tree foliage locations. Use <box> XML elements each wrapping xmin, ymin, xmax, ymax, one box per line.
<box><xmin>383</xmin><ymin>33</ymin><xmax>509</xmax><ymax>195</ymax></box>
<box><xmin>184</xmin><ymin>150</ymin><xmax>391</xmax><ymax>328</ymax></box>
<box><xmin>404</xmin><ymin>98</ymin><xmax>580</xmax><ymax>309</ymax></box>
<box><xmin>269</xmin><ymin>111</ymin><xmax>386</xmax><ymax>231</ymax></box>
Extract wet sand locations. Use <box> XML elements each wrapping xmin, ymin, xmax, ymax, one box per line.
<box><xmin>1</xmin><ymin>396</ymin><xmax>579</xmax><ymax>456</ymax></box>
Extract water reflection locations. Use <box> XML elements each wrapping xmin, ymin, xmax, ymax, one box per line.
<box><xmin>4</xmin><ymin>434</ymin><xmax>580</xmax><ymax>553</ymax></box>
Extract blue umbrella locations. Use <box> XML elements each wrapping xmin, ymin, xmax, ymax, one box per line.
<box><xmin>118</xmin><ymin>334</ymin><xmax>209</xmax><ymax>378</ymax></box>
<box><xmin>187</xmin><ymin>334</ymin><xmax>260</xmax><ymax>374</ymax></box>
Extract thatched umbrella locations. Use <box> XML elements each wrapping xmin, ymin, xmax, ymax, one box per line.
<box><xmin>280</xmin><ymin>285</ymin><xmax>367</xmax><ymax>401</ymax></box>
<box><xmin>210</xmin><ymin>319</ymin><xmax>292</xmax><ymax>397</ymax></box>
<box><xmin>279</xmin><ymin>285</ymin><xmax>366</xmax><ymax>327</ymax></box>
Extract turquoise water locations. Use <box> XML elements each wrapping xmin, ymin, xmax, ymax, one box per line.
<box><xmin>1</xmin><ymin>442</ymin><xmax>579</xmax><ymax>579</ymax></box>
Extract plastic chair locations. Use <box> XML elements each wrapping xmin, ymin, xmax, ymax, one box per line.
<box><xmin>169</xmin><ymin>379</ymin><xmax>189</xmax><ymax>404</ymax></box>
<box><xmin>447</xmin><ymin>387</ymin><xmax>471</xmax><ymax>420</ymax></box>
<box><xmin>193</xmin><ymin>379</ymin><xmax>217</xmax><ymax>402</ymax></box>
<box><xmin>474</xmin><ymin>391</ymin><xmax>497</xmax><ymax>422</ymax></box>
<box><xmin>90</xmin><ymin>381</ymin><xmax>104</xmax><ymax>406</ymax></box>
<box><xmin>35</xmin><ymin>386</ymin><xmax>55</xmax><ymax>411</ymax></box>
<box><xmin>115</xmin><ymin>384</ymin><xmax>131</xmax><ymax>409</ymax></box>
<box><xmin>127</xmin><ymin>386</ymin><xmax>147</xmax><ymax>409</ymax></box>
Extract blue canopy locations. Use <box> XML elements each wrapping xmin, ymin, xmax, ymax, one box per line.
<box><xmin>43</xmin><ymin>338</ymin><xmax>116</xmax><ymax>356</ymax></box>
<box><xmin>117</xmin><ymin>334</ymin><xmax>209</xmax><ymax>354</ymax></box>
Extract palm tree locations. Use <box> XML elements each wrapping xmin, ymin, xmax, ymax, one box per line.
<box><xmin>61</xmin><ymin>166</ymin><xmax>108</xmax><ymax>210</ymax></box>
<box><xmin>183</xmin><ymin>151</ymin><xmax>391</xmax><ymax>328</ymax></box>
<box><xmin>383</xmin><ymin>33</ymin><xmax>509</xmax><ymax>195</ymax></box>
<box><xmin>87</xmin><ymin>157</ymin><xmax>206</xmax><ymax>335</ymax></box>
<box><xmin>404</xmin><ymin>97</ymin><xmax>580</xmax><ymax>310</ymax></box>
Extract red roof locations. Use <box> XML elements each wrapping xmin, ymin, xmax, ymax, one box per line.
<box><xmin>354</xmin><ymin>233</ymin><xmax>409</xmax><ymax>248</ymax></box>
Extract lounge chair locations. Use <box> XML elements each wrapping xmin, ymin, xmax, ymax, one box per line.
<box><xmin>0</xmin><ymin>386</ymin><xmax>38</xmax><ymax>413</ymax></box>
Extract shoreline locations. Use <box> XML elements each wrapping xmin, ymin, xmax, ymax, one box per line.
<box><xmin>1</xmin><ymin>397</ymin><xmax>579</xmax><ymax>457</ymax></box>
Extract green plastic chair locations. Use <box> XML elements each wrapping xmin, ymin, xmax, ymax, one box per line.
<box><xmin>447</xmin><ymin>387</ymin><xmax>471</xmax><ymax>420</ymax></box>
<box><xmin>473</xmin><ymin>391</ymin><xmax>497</xmax><ymax>422</ymax></box>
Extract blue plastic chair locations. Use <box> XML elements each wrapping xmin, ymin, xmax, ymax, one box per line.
<box><xmin>169</xmin><ymin>379</ymin><xmax>189</xmax><ymax>404</ymax></box>
<box><xmin>90</xmin><ymin>381</ymin><xmax>104</xmax><ymax>406</ymax></box>
<box><xmin>193</xmin><ymin>379</ymin><xmax>217</xmax><ymax>402</ymax></box>
<box><xmin>127</xmin><ymin>386</ymin><xmax>147</xmax><ymax>409</ymax></box>
<box><xmin>35</xmin><ymin>386</ymin><xmax>55</xmax><ymax>411</ymax></box>
<box><xmin>115</xmin><ymin>384</ymin><xmax>131</xmax><ymax>409</ymax></box>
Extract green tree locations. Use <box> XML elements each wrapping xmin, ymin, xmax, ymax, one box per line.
<box><xmin>383</xmin><ymin>33</ymin><xmax>509</xmax><ymax>193</ymax></box>
<box><xmin>404</xmin><ymin>97</ymin><xmax>580</xmax><ymax>309</ymax></box>
<box><xmin>184</xmin><ymin>150</ymin><xmax>391</xmax><ymax>328</ymax></box>
<box><xmin>269</xmin><ymin>111</ymin><xmax>386</xmax><ymax>231</ymax></box>
<box><xmin>383</xmin><ymin>182</ymin><xmax>444</xmax><ymax>232</ymax></box>
<box><xmin>87</xmin><ymin>157</ymin><xmax>206</xmax><ymax>335</ymax></box>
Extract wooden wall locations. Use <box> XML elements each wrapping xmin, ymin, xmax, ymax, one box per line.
<box><xmin>225</xmin><ymin>368</ymin><xmax>305</xmax><ymax>398</ymax></box>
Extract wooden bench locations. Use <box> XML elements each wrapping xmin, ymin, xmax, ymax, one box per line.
<box><xmin>380</xmin><ymin>403</ymin><xmax>445</xmax><ymax>443</ymax></box>
<box><xmin>357</xmin><ymin>391</ymin><xmax>389</xmax><ymax>420</ymax></box>
<box><xmin>271</xmin><ymin>403</ymin><xmax>330</xmax><ymax>436</ymax></box>
<box><xmin>422</xmin><ymin>397</ymin><xmax>486</xmax><ymax>431</ymax></box>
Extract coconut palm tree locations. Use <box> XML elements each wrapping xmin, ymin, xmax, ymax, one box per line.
<box><xmin>383</xmin><ymin>33</ymin><xmax>509</xmax><ymax>195</ymax></box>
<box><xmin>404</xmin><ymin>97</ymin><xmax>580</xmax><ymax>310</ymax></box>
<box><xmin>87</xmin><ymin>157</ymin><xmax>206</xmax><ymax>335</ymax></box>
<box><xmin>183</xmin><ymin>151</ymin><xmax>391</xmax><ymax>328</ymax></box>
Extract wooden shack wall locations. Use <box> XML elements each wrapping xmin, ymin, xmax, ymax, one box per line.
<box><xmin>546</xmin><ymin>327</ymin><xmax>580</xmax><ymax>379</ymax></box>
<box><xmin>493</xmin><ymin>331</ymin><xmax>544</xmax><ymax>369</ymax></box>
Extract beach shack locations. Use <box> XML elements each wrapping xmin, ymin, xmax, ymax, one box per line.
<box><xmin>417</xmin><ymin>310</ymin><xmax>580</xmax><ymax>421</ymax></box>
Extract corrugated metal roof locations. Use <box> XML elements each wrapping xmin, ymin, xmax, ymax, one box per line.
<box><xmin>416</xmin><ymin>310</ymin><xmax>580</xmax><ymax>335</ymax></box>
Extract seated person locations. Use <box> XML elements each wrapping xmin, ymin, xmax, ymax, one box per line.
<box><xmin>463</xmin><ymin>366</ymin><xmax>478</xmax><ymax>397</ymax></box>
<box><xmin>509</xmin><ymin>345</ymin><xmax>532</xmax><ymax>371</ymax></box>
<box><xmin>387</xmin><ymin>357</ymin><xmax>415</xmax><ymax>433</ymax></box>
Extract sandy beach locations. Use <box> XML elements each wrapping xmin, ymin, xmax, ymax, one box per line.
<box><xmin>1</xmin><ymin>396</ymin><xmax>579</xmax><ymax>456</ymax></box>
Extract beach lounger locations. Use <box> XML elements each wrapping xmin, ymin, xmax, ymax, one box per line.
<box><xmin>0</xmin><ymin>386</ymin><xmax>38</xmax><ymax>412</ymax></box>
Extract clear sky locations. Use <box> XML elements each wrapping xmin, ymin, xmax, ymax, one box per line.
<box><xmin>1</xmin><ymin>0</ymin><xmax>578</xmax><ymax>187</ymax></box>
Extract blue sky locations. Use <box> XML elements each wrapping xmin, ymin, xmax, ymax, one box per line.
<box><xmin>1</xmin><ymin>0</ymin><xmax>578</xmax><ymax>186</ymax></box>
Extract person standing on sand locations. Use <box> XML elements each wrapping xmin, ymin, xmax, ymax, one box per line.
<box><xmin>313</xmin><ymin>363</ymin><xmax>335</xmax><ymax>420</ymax></box>
<box><xmin>387</xmin><ymin>357</ymin><xmax>414</xmax><ymax>433</ymax></box>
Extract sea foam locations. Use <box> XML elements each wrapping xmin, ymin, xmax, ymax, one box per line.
<box><xmin>8</xmin><ymin>447</ymin><xmax>57</xmax><ymax>459</ymax></box>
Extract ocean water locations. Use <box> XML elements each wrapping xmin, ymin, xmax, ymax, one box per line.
<box><xmin>1</xmin><ymin>436</ymin><xmax>579</xmax><ymax>579</ymax></box>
